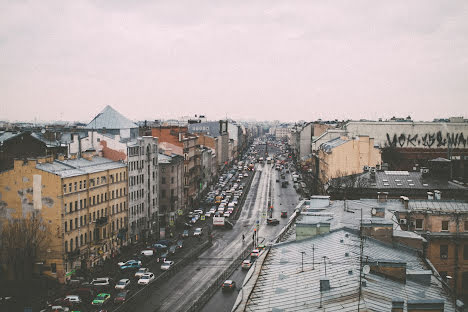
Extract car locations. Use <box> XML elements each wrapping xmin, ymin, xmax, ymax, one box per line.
<box><xmin>251</xmin><ymin>249</ymin><xmax>260</xmax><ymax>258</ymax></box>
<box><xmin>222</xmin><ymin>280</ymin><xmax>236</xmax><ymax>291</ymax></box>
<box><xmin>57</xmin><ymin>295</ymin><xmax>81</xmax><ymax>307</ymax></box>
<box><xmin>257</xmin><ymin>244</ymin><xmax>265</xmax><ymax>251</ymax></box>
<box><xmin>50</xmin><ymin>306</ymin><xmax>69</xmax><ymax>312</ymax></box>
<box><xmin>193</xmin><ymin>228</ymin><xmax>203</xmax><ymax>236</ymax></box>
<box><xmin>118</xmin><ymin>260</ymin><xmax>142</xmax><ymax>267</ymax></box>
<box><xmin>205</xmin><ymin>211</ymin><xmax>212</xmax><ymax>218</ymax></box>
<box><xmin>90</xmin><ymin>278</ymin><xmax>112</xmax><ymax>288</ymax></box>
<box><xmin>160</xmin><ymin>260</ymin><xmax>175</xmax><ymax>271</ymax></box>
<box><xmin>67</xmin><ymin>288</ymin><xmax>94</xmax><ymax>302</ymax></box>
<box><xmin>157</xmin><ymin>239</ymin><xmax>171</xmax><ymax>246</ymax></box>
<box><xmin>194</xmin><ymin>209</ymin><xmax>203</xmax><ymax>215</ymax></box>
<box><xmin>169</xmin><ymin>245</ymin><xmax>177</xmax><ymax>255</ymax></box>
<box><xmin>160</xmin><ymin>251</ymin><xmax>169</xmax><ymax>259</ymax></box>
<box><xmin>267</xmin><ymin>218</ymin><xmax>280</xmax><ymax>225</ymax></box>
<box><xmin>190</xmin><ymin>217</ymin><xmax>197</xmax><ymax>224</ymax></box>
<box><xmin>182</xmin><ymin>229</ymin><xmax>190</xmax><ymax>237</ymax></box>
<box><xmin>281</xmin><ymin>211</ymin><xmax>288</xmax><ymax>218</ymax></box>
<box><xmin>138</xmin><ymin>273</ymin><xmax>155</xmax><ymax>285</ymax></box>
<box><xmin>223</xmin><ymin>212</ymin><xmax>231</xmax><ymax>218</ymax></box>
<box><xmin>91</xmin><ymin>293</ymin><xmax>111</xmax><ymax>306</ymax></box>
<box><xmin>177</xmin><ymin>240</ymin><xmax>183</xmax><ymax>249</ymax></box>
<box><xmin>243</xmin><ymin>173</ymin><xmax>248</xmax><ymax>177</ymax></box>
<box><xmin>115</xmin><ymin>279</ymin><xmax>130</xmax><ymax>290</ymax></box>
<box><xmin>119</xmin><ymin>261</ymin><xmax>141</xmax><ymax>270</ymax></box>
<box><xmin>241</xmin><ymin>260</ymin><xmax>252</xmax><ymax>270</ymax></box>
<box><xmin>153</xmin><ymin>243</ymin><xmax>168</xmax><ymax>250</ymax></box>
<box><xmin>141</xmin><ymin>249</ymin><xmax>154</xmax><ymax>256</ymax></box>
<box><xmin>135</xmin><ymin>268</ymin><xmax>149</xmax><ymax>278</ymax></box>
<box><xmin>114</xmin><ymin>290</ymin><xmax>131</xmax><ymax>304</ymax></box>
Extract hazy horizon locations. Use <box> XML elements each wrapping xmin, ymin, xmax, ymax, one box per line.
<box><xmin>1</xmin><ymin>0</ymin><xmax>468</xmax><ymax>122</ymax></box>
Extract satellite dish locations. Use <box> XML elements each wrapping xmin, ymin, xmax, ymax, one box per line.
<box><xmin>371</xmin><ymin>208</ymin><xmax>377</xmax><ymax>216</ymax></box>
<box><xmin>41</xmin><ymin>129</ymin><xmax>46</xmax><ymax>134</ymax></box>
<box><xmin>363</xmin><ymin>265</ymin><xmax>370</xmax><ymax>275</ymax></box>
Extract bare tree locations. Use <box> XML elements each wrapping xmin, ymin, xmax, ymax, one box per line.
<box><xmin>0</xmin><ymin>212</ymin><xmax>51</xmax><ymax>280</ymax></box>
<box><xmin>327</xmin><ymin>170</ymin><xmax>369</xmax><ymax>199</ymax></box>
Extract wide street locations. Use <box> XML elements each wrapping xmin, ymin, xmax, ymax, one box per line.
<box><xmin>122</xmin><ymin>141</ymin><xmax>300</xmax><ymax>312</ymax></box>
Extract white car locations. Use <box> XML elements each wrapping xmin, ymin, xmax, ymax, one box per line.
<box><xmin>138</xmin><ymin>273</ymin><xmax>155</xmax><ymax>285</ymax></box>
<box><xmin>141</xmin><ymin>249</ymin><xmax>154</xmax><ymax>256</ymax></box>
<box><xmin>160</xmin><ymin>260</ymin><xmax>175</xmax><ymax>271</ymax></box>
<box><xmin>135</xmin><ymin>268</ymin><xmax>149</xmax><ymax>278</ymax></box>
<box><xmin>63</xmin><ymin>295</ymin><xmax>81</xmax><ymax>304</ymax></box>
<box><xmin>115</xmin><ymin>278</ymin><xmax>130</xmax><ymax>290</ymax></box>
<box><xmin>194</xmin><ymin>209</ymin><xmax>203</xmax><ymax>215</ymax></box>
<box><xmin>193</xmin><ymin>228</ymin><xmax>203</xmax><ymax>236</ymax></box>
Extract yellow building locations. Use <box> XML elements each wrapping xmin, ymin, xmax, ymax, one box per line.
<box><xmin>317</xmin><ymin>136</ymin><xmax>381</xmax><ymax>183</ymax></box>
<box><xmin>0</xmin><ymin>154</ymin><xmax>127</xmax><ymax>283</ymax></box>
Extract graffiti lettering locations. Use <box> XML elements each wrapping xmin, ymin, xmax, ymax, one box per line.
<box><xmin>385</xmin><ymin>132</ymin><xmax>466</xmax><ymax>148</ymax></box>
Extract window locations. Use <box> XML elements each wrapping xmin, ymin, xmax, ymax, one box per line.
<box><xmin>75</xmin><ymin>237</ymin><xmax>78</xmax><ymax>248</ymax></box>
<box><xmin>440</xmin><ymin>245</ymin><xmax>448</xmax><ymax>259</ymax></box>
<box><xmin>74</xmin><ymin>182</ymin><xmax>77</xmax><ymax>191</ymax></box>
<box><xmin>93</xmin><ymin>212</ymin><xmax>96</xmax><ymax>221</ymax></box>
<box><xmin>63</xmin><ymin>184</ymin><xmax>67</xmax><ymax>193</ymax></box>
<box><xmin>415</xmin><ymin>219</ymin><xmax>423</xmax><ymax>230</ymax></box>
<box><xmin>64</xmin><ymin>222</ymin><xmax>68</xmax><ymax>232</ymax></box>
<box><xmin>51</xmin><ymin>263</ymin><xmax>57</xmax><ymax>273</ymax></box>
<box><xmin>463</xmin><ymin>272</ymin><xmax>468</xmax><ymax>290</ymax></box>
<box><xmin>101</xmin><ymin>194</ymin><xmax>103</xmax><ymax>202</ymax></box>
<box><xmin>84</xmin><ymin>199</ymin><xmax>87</xmax><ymax>208</ymax></box>
<box><xmin>464</xmin><ymin>245</ymin><xmax>468</xmax><ymax>260</ymax></box>
<box><xmin>80</xmin><ymin>234</ymin><xmax>83</xmax><ymax>245</ymax></box>
<box><xmin>75</xmin><ymin>218</ymin><xmax>78</xmax><ymax>229</ymax></box>
<box><xmin>79</xmin><ymin>200</ymin><xmax>82</xmax><ymax>210</ymax></box>
<box><xmin>442</xmin><ymin>221</ymin><xmax>449</xmax><ymax>231</ymax></box>
<box><xmin>79</xmin><ymin>181</ymin><xmax>82</xmax><ymax>189</ymax></box>
<box><xmin>69</xmin><ymin>183</ymin><xmax>72</xmax><ymax>192</ymax></box>
<box><xmin>69</xmin><ymin>220</ymin><xmax>73</xmax><ymax>231</ymax></box>
<box><xmin>84</xmin><ymin>180</ymin><xmax>87</xmax><ymax>188</ymax></box>
<box><xmin>84</xmin><ymin>215</ymin><xmax>87</xmax><ymax>224</ymax></box>
<box><xmin>97</xmin><ymin>210</ymin><xmax>100</xmax><ymax>219</ymax></box>
<box><xmin>65</xmin><ymin>241</ymin><xmax>68</xmax><ymax>253</ymax></box>
<box><xmin>162</xmin><ymin>190</ymin><xmax>166</xmax><ymax>198</ymax></box>
<box><xmin>84</xmin><ymin>233</ymin><xmax>87</xmax><ymax>243</ymax></box>
<box><xmin>171</xmin><ymin>177</ymin><xmax>174</xmax><ymax>184</ymax></box>
<box><xmin>112</xmin><ymin>190</ymin><xmax>115</xmax><ymax>199</ymax></box>
<box><xmin>465</xmin><ymin>221</ymin><xmax>468</xmax><ymax>232</ymax></box>
<box><xmin>70</xmin><ymin>239</ymin><xmax>73</xmax><ymax>251</ymax></box>
<box><xmin>162</xmin><ymin>177</ymin><xmax>166</xmax><ymax>184</ymax></box>
<box><xmin>64</xmin><ymin>203</ymin><xmax>67</xmax><ymax>214</ymax></box>
<box><xmin>80</xmin><ymin>216</ymin><xmax>83</xmax><ymax>227</ymax></box>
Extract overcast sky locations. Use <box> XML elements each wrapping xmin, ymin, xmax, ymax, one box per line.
<box><xmin>1</xmin><ymin>0</ymin><xmax>468</xmax><ymax>123</ymax></box>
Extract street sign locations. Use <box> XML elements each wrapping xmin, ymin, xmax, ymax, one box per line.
<box><xmin>178</xmin><ymin>210</ymin><xmax>183</xmax><ymax>215</ymax></box>
<box><xmin>201</xmin><ymin>215</ymin><xmax>206</xmax><ymax>221</ymax></box>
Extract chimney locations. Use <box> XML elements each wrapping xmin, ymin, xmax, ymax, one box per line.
<box><xmin>434</xmin><ymin>190</ymin><xmax>441</xmax><ymax>200</ymax></box>
<box><xmin>407</xmin><ymin>299</ymin><xmax>444</xmax><ymax>312</ymax></box>
<box><xmin>427</xmin><ymin>192</ymin><xmax>434</xmax><ymax>200</ymax></box>
<box><xmin>406</xmin><ymin>270</ymin><xmax>432</xmax><ymax>284</ymax></box>
<box><xmin>368</xmin><ymin>261</ymin><xmax>406</xmax><ymax>282</ymax></box>
<box><xmin>361</xmin><ymin>220</ymin><xmax>393</xmax><ymax>243</ymax></box>
<box><xmin>377</xmin><ymin>192</ymin><xmax>388</xmax><ymax>202</ymax></box>
<box><xmin>57</xmin><ymin>154</ymin><xmax>65</xmax><ymax>161</ymax></box>
<box><xmin>319</xmin><ymin>278</ymin><xmax>330</xmax><ymax>291</ymax></box>
<box><xmin>392</xmin><ymin>298</ymin><xmax>404</xmax><ymax>312</ymax></box>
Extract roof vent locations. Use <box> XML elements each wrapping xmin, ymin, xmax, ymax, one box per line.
<box><xmin>345</xmin><ymin>252</ymin><xmax>349</xmax><ymax>257</ymax></box>
<box><xmin>320</xmin><ymin>278</ymin><xmax>330</xmax><ymax>291</ymax></box>
<box><xmin>361</xmin><ymin>281</ymin><xmax>367</xmax><ymax>287</ymax></box>
<box><xmin>348</xmin><ymin>269</ymin><xmax>353</xmax><ymax>275</ymax></box>
<box><xmin>340</xmin><ymin>239</ymin><xmax>344</xmax><ymax>243</ymax></box>
<box><xmin>406</xmin><ymin>270</ymin><xmax>432</xmax><ymax>284</ymax></box>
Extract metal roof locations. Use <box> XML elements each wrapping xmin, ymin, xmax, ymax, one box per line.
<box><xmin>320</xmin><ymin>137</ymin><xmax>349</xmax><ymax>153</ymax></box>
<box><xmin>86</xmin><ymin>105</ymin><xmax>137</xmax><ymax>130</ymax></box>
<box><xmin>36</xmin><ymin>156</ymin><xmax>126</xmax><ymax>178</ymax></box>
<box><xmin>408</xmin><ymin>200</ymin><xmax>468</xmax><ymax>213</ymax></box>
<box><xmin>0</xmin><ymin>131</ymin><xmax>22</xmax><ymax>143</ymax></box>
<box><xmin>242</xmin><ymin>229</ymin><xmax>455</xmax><ymax>312</ymax></box>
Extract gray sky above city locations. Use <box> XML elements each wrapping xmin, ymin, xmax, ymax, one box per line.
<box><xmin>1</xmin><ymin>0</ymin><xmax>468</xmax><ymax>123</ymax></box>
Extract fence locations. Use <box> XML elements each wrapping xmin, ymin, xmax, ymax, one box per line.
<box><xmin>112</xmin><ymin>240</ymin><xmax>212</xmax><ymax>312</ymax></box>
<box><xmin>182</xmin><ymin>241</ymin><xmax>254</xmax><ymax>312</ymax></box>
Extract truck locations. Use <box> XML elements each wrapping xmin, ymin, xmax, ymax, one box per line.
<box><xmin>266</xmin><ymin>157</ymin><xmax>272</xmax><ymax>164</ymax></box>
<box><xmin>213</xmin><ymin>216</ymin><xmax>225</xmax><ymax>226</ymax></box>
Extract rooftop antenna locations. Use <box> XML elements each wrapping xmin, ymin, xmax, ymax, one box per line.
<box><xmin>300</xmin><ymin>251</ymin><xmax>306</xmax><ymax>272</ymax></box>
<box><xmin>312</xmin><ymin>244</ymin><xmax>315</xmax><ymax>270</ymax></box>
<box><xmin>322</xmin><ymin>256</ymin><xmax>328</xmax><ymax>275</ymax></box>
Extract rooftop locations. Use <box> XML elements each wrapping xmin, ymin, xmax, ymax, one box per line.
<box><xmin>36</xmin><ymin>156</ymin><xmax>126</xmax><ymax>178</ymax></box>
<box><xmin>238</xmin><ymin>228</ymin><xmax>455</xmax><ymax>312</ymax></box>
<box><xmin>86</xmin><ymin>105</ymin><xmax>137</xmax><ymax>130</ymax></box>
<box><xmin>319</xmin><ymin>136</ymin><xmax>349</xmax><ymax>153</ymax></box>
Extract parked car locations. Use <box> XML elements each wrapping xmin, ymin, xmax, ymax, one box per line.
<box><xmin>267</xmin><ymin>218</ymin><xmax>280</xmax><ymax>225</ymax></box>
<box><xmin>118</xmin><ymin>260</ymin><xmax>141</xmax><ymax>267</ymax></box>
<box><xmin>241</xmin><ymin>260</ymin><xmax>252</xmax><ymax>270</ymax></box>
<box><xmin>138</xmin><ymin>273</ymin><xmax>155</xmax><ymax>285</ymax></box>
<box><xmin>114</xmin><ymin>290</ymin><xmax>131</xmax><ymax>304</ymax></box>
<box><xmin>50</xmin><ymin>306</ymin><xmax>69</xmax><ymax>312</ymax></box>
<box><xmin>281</xmin><ymin>211</ymin><xmax>288</xmax><ymax>218</ymax></box>
<box><xmin>152</xmin><ymin>243</ymin><xmax>167</xmax><ymax>250</ymax></box>
<box><xmin>115</xmin><ymin>279</ymin><xmax>130</xmax><ymax>290</ymax></box>
<box><xmin>169</xmin><ymin>245</ymin><xmax>177</xmax><ymax>255</ymax></box>
<box><xmin>222</xmin><ymin>280</ymin><xmax>236</xmax><ymax>291</ymax></box>
<box><xmin>135</xmin><ymin>268</ymin><xmax>149</xmax><ymax>278</ymax></box>
<box><xmin>251</xmin><ymin>249</ymin><xmax>260</xmax><ymax>258</ymax></box>
<box><xmin>90</xmin><ymin>278</ymin><xmax>112</xmax><ymax>288</ymax></box>
<box><xmin>177</xmin><ymin>240</ymin><xmax>183</xmax><ymax>249</ymax></box>
<box><xmin>67</xmin><ymin>288</ymin><xmax>94</xmax><ymax>302</ymax></box>
<box><xmin>91</xmin><ymin>293</ymin><xmax>111</xmax><ymax>306</ymax></box>
<box><xmin>119</xmin><ymin>261</ymin><xmax>141</xmax><ymax>270</ymax></box>
<box><xmin>182</xmin><ymin>230</ymin><xmax>190</xmax><ymax>238</ymax></box>
<box><xmin>141</xmin><ymin>249</ymin><xmax>154</xmax><ymax>256</ymax></box>
<box><xmin>160</xmin><ymin>260</ymin><xmax>175</xmax><ymax>271</ymax></box>
<box><xmin>193</xmin><ymin>228</ymin><xmax>203</xmax><ymax>236</ymax></box>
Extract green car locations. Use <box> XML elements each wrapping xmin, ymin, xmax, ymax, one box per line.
<box><xmin>91</xmin><ymin>293</ymin><xmax>111</xmax><ymax>306</ymax></box>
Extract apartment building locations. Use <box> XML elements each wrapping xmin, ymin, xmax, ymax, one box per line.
<box><xmin>158</xmin><ymin>153</ymin><xmax>183</xmax><ymax>233</ymax></box>
<box><xmin>0</xmin><ymin>154</ymin><xmax>127</xmax><ymax>283</ymax></box>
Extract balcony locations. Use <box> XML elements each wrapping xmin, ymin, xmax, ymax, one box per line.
<box><xmin>95</xmin><ymin>217</ymin><xmax>108</xmax><ymax>227</ymax></box>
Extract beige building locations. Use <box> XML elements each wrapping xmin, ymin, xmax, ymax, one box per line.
<box><xmin>0</xmin><ymin>154</ymin><xmax>127</xmax><ymax>283</ymax></box>
<box><xmin>317</xmin><ymin>136</ymin><xmax>381</xmax><ymax>183</ymax></box>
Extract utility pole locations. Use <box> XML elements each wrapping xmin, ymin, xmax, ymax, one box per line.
<box><xmin>301</xmin><ymin>251</ymin><xmax>306</xmax><ymax>272</ymax></box>
<box><xmin>322</xmin><ymin>256</ymin><xmax>328</xmax><ymax>275</ymax></box>
<box><xmin>312</xmin><ymin>244</ymin><xmax>315</xmax><ymax>270</ymax></box>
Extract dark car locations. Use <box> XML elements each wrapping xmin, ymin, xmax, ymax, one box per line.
<box><xmin>281</xmin><ymin>211</ymin><xmax>288</xmax><ymax>218</ymax></box>
<box><xmin>177</xmin><ymin>240</ymin><xmax>183</xmax><ymax>249</ymax></box>
<box><xmin>267</xmin><ymin>218</ymin><xmax>280</xmax><ymax>225</ymax></box>
<box><xmin>157</xmin><ymin>240</ymin><xmax>171</xmax><ymax>246</ymax></box>
<box><xmin>222</xmin><ymin>280</ymin><xmax>236</xmax><ymax>291</ymax></box>
<box><xmin>182</xmin><ymin>229</ymin><xmax>190</xmax><ymax>237</ymax></box>
<box><xmin>169</xmin><ymin>245</ymin><xmax>177</xmax><ymax>255</ymax></box>
<box><xmin>114</xmin><ymin>290</ymin><xmax>131</xmax><ymax>304</ymax></box>
<box><xmin>67</xmin><ymin>288</ymin><xmax>94</xmax><ymax>302</ymax></box>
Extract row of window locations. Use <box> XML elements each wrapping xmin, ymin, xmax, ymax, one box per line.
<box><xmin>439</xmin><ymin>244</ymin><xmax>468</xmax><ymax>260</ymax></box>
<box><xmin>161</xmin><ymin>176</ymin><xmax>175</xmax><ymax>184</ymax></box>
<box><xmin>63</xmin><ymin>172</ymin><xmax>126</xmax><ymax>194</ymax></box>
<box><xmin>131</xmin><ymin>203</ymin><xmax>145</xmax><ymax>216</ymax></box>
<box><xmin>64</xmin><ymin>217</ymin><xmax>126</xmax><ymax>252</ymax></box>
<box><xmin>413</xmin><ymin>219</ymin><xmax>468</xmax><ymax>232</ymax></box>
<box><xmin>64</xmin><ymin>188</ymin><xmax>126</xmax><ymax>214</ymax></box>
<box><xmin>64</xmin><ymin>203</ymin><xmax>126</xmax><ymax>232</ymax></box>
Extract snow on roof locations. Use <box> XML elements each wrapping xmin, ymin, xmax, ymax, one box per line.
<box><xmin>86</xmin><ymin>105</ymin><xmax>137</xmax><ymax>130</ymax></box>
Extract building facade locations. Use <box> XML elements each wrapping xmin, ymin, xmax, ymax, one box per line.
<box><xmin>0</xmin><ymin>155</ymin><xmax>127</xmax><ymax>283</ymax></box>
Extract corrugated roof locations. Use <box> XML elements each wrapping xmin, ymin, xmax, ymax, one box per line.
<box><xmin>0</xmin><ymin>131</ymin><xmax>22</xmax><ymax>143</ymax></box>
<box><xmin>408</xmin><ymin>200</ymin><xmax>468</xmax><ymax>213</ymax></box>
<box><xmin>36</xmin><ymin>156</ymin><xmax>126</xmax><ymax>178</ymax></box>
<box><xmin>361</xmin><ymin>171</ymin><xmax>467</xmax><ymax>190</ymax></box>
<box><xmin>242</xmin><ymin>229</ymin><xmax>455</xmax><ymax>312</ymax></box>
<box><xmin>320</xmin><ymin>137</ymin><xmax>349</xmax><ymax>153</ymax></box>
<box><xmin>86</xmin><ymin>105</ymin><xmax>137</xmax><ymax>130</ymax></box>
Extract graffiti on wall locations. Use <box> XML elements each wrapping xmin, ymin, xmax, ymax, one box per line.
<box><xmin>385</xmin><ymin>132</ymin><xmax>466</xmax><ymax>148</ymax></box>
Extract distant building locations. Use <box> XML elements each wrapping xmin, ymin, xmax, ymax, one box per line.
<box><xmin>86</xmin><ymin>105</ymin><xmax>138</xmax><ymax>140</ymax></box>
<box><xmin>0</xmin><ymin>155</ymin><xmax>128</xmax><ymax>283</ymax></box>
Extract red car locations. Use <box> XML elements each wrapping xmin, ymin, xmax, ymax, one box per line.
<box><xmin>114</xmin><ymin>290</ymin><xmax>131</xmax><ymax>304</ymax></box>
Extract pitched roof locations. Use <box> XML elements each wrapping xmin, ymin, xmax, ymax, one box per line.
<box><xmin>86</xmin><ymin>105</ymin><xmax>137</xmax><ymax>130</ymax></box>
<box><xmin>239</xmin><ymin>228</ymin><xmax>455</xmax><ymax>312</ymax></box>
